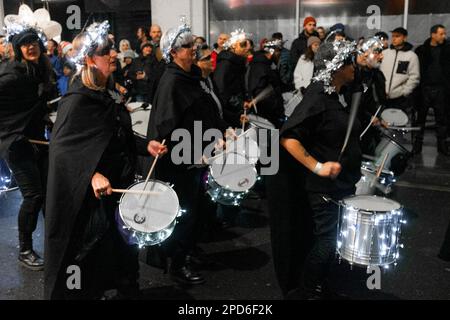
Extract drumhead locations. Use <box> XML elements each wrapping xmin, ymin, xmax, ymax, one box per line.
<box><xmin>227</xmin><ymin>136</ymin><xmax>260</xmax><ymax>164</ymax></box>
<box><xmin>344</xmin><ymin>195</ymin><xmax>401</xmax><ymax>212</ymax></box>
<box><xmin>119</xmin><ymin>180</ymin><xmax>180</xmax><ymax>233</ymax></box>
<box><xmin>210</xmin><ymin>152</ymin><xmax>258</xmax><ymax>192</ymax></box>
<box><xmin>381</xmin><ymin>108</ymin><xmax>409</xmax><ymax>127</ymax></box>
<box><xmin>248</xmin><ymin>114</ymin><xmax>276</xmax><ymax>130</ymax></box>
<box><xmin>130</xmin><ymin>108</ymin><xmax>151</xmax><ymax>138</ymax></box>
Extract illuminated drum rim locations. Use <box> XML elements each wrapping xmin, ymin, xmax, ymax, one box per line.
<box><xmin>343</xmin><ymin>195</ymin><xmax>402</xmax><ymax>213</ymax></box>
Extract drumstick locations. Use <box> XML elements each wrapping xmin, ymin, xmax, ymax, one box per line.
<box><xmin>140</xmin><ymin>139</ymin><xmax>166</xmax><ymax>200</ymax></box>
<box><xmin>112</xmin><ymin>189</ymin><xmax>161</xmax><ymax>196</ymax></box>
<box><xmin>47</xmin><ymin>97</ymin><xmax>62</xmax><ymax>106</ymax></box>
<box><xmin>29</xmin><ymin>139</ymin><xmax>50</xmax><ymax>146</ymax></box>
<box><xmin>252</xmin><ymin>100</ymin><xmax>258</xmax><ymax>114</ymax></box>
<box><xmin>370</xmin><ymin>153</ymin><xmax>389</xmax><ymax>188</ymax></box>
<box><xmin>360</xmin><ymin>104</ymin><xmax>383</xmax><ymax>140</ymax></box>
<box><xmin>242</xmin><ymin>108</ymin><xmax>247</xmax><ymax>133</ymax></box>
<box><xmin>339</xmin><ymin>91</ymin><xmax>362</xmax><ymax>162</ymax></box>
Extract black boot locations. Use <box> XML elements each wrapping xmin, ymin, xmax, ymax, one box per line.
<box><xmin>19</xmin><ymin>232</ymin><xmax>43</xmax><ymax>271</ymax></box>
<box><xmin>19</xmin><ymin>250</ymin><xmax>44</xmax><ymax>271</ymax></box>
<box><xmin>437</xmin><ymin>140</ymin><xmax>449</xmax><ymax>156</ymax></box>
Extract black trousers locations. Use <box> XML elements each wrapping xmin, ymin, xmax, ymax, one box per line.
<box><xmin>301</xmin><ymin>188</ymin><xmax>354</xmax><ymax>292</ymax></box>
<box><xmin>439</xmin><ymin>219</ymin><xmax>450</xmax><ymax>261</ymax></box>
<box><xmin>5</xmin><ymin>140</ymin><xmax>48</xmax><ymax>251</ymax></box>
<box><xmin>415</xmin><ymin>85</ymin><xmax>448</xmax><ymax>142</ymax></box>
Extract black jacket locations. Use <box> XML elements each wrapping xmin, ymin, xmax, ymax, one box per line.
<box><xmin>0</xmin><ymin>61</ymin><xmax>49</xmax><ymax>157</ymax></box>
<box><xmin>213</xmin><ymin>50</ymin><xmax>248</xmax><ymax>127</ymax></box>
<box><xmin>128</xmin><ymin>54</ymin><xmax>158</xmax><ymax>97</ymax></box>
<box><xmin>247</xmin><ymin>51</ymin><xmax>285</xmax><ymax>128</ymax></box>
<box><xmin>415</xmin><ymin>39</ymin><xmax>450</xmax><ymax>89</ymax></box>
<box><xmin>290</xmin><ymin>30</ymin><xmax>319</xmax><ymax>70</ymax></box>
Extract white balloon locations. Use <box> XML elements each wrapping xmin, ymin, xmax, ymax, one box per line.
<box><xmin>42</xmin><ymin>21</ymin><xmax>62</xmax><ymax>40</ymax></box>
<box><xmin>18</xmin><ymin>4</ymin><xmax>36</xmax><ymax>25</ymax></box>
<box><xmin>34</xmin><ymin>9</ymin><xmax>51</xmax><ymax>24</ymax></box>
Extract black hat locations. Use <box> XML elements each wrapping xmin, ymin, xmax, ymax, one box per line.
<box><xmin>11</xmin><ymin>29</ymin><xmax>45</xmax><ymax>61</ymax></box>
<box><xmin>375</xmin><ymin>31</ymin><xmax>389</xmax><ymax>40</ymax></box>
<box><xmin>390</xmin><ymin>27</ymin><xmax>408</xmax><ymax>36</ymax></box>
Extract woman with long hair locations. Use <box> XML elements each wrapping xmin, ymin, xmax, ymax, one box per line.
<box><xmin>45</xmin><ymin>21</ymin><xmax>158</xmax><ymax>300</ymax></box>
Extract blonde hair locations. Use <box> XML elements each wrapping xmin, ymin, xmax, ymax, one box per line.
<box><xmin>72</xmin><ymin>32</ymin><xmax>112</xmax><ymax>91</ymax></box>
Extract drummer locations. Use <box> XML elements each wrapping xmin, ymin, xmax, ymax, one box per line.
<box><xmin>246</xmin><ymin>39</ymin><xmax>286</xmax><ymax>129</ymax></box>
<box><xmin>272</xmin><ymin>41</ymin><xmax>361</xmax><ymax>299</ymax></box>
<box><xmin>146</xmin><ymin>19</ymin><xmax>228</xmax><ymax>285</ymax></box>
<box><xmin>0</xmin><ymin>23</ymin><xmax>56</xmax><ymax>271</ymax></box>
<box><xmin>345</xmin><ymin>37</ymin><xmax>387</xmax><ymax>155</ymax></box>
<box><xmin>45</xmin><ymin>21</ymin><xmax>158</xmax><ymax>300</ymax></box>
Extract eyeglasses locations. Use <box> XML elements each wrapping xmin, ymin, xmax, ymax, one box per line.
<box><xmin>94</xmin><ymin>40</ymin><xmax>116</xmax><ymax>56</ymax></box>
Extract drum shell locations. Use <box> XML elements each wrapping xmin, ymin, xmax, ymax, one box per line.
<box><xmin>375</xmin><ymin>133</ymin><xmax>409</xmax><ymax>170</ymax></box>
<box><xmin>337</xmin><ymin>196</ymin><xmax>403</xmax><ymax>267</ymax></box>
<box><xmin>355</xmin><ymin>163</ymin><xmax>395</xmax><ymax>196</ymax></box>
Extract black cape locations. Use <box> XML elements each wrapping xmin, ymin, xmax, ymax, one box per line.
<box><xmin>0</xmin><ymin>61</ymin><xmax>48</xmax><ymax>157</ymax></box>
<box><xmin>213</xmin><ymin>50</ymin><xmax>248</xmax><ymax>127</ymax></box>
<box><xmin>247</xmin><ymin>51</ymin><xmax>285</xmax><ymax>128</ymax></box>
<box><xmin>44</xmin><ymin>78</ymin><xmax>116</xmax><ymax>299</ymax></box>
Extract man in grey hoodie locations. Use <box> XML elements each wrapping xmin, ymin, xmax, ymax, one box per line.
<box><xmin>380</xmin><ymin>27</ymin><xmax>420</xmax><ymax>111</ymax></box>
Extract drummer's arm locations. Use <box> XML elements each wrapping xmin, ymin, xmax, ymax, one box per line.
<box><xmin>281</xmin><ymin>138</ymin><xmax>341</xmax><ymax>179</ymax></box>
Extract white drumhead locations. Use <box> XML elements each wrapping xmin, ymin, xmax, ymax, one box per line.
<box><xmin>227</xmin><ymin>136</ymin><xmax>260</xmax><ymax>164</ymax></box>
<box><xmin>381</xmin><ymin>108</ymin><xmax>409</xmax><ymax>126</ymax></box>
<box><xmin>130</xmin><ymin>108</ymin><xmax>151</xmax><ymax>138</ymax></box>
<box><xmin>248</xmin><ymin>114</ymin><xmax>276</xmax><ymax>130</ymax></box>
<box><xmin>119</xmin><ymin>180</ymin><xmax>179</xmax><ymax>233</ymax></box>
<box><xmin>210</xmin><ymin>152</ymin><xmax>258</xmax><ymax>192</ymax></box>
<box><xmin>344</xmin><ymin>195</ymin><xmax>401</xmax><ymax>212</ymax></box>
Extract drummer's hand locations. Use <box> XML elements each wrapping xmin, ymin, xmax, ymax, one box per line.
<box><xmin>380</xmin><ymin>119</ymin><xmax>389</xmax><ymax>128</ymax></box>
<box><xmin>215</xmin><ymin>138</ymin><xmax>226</xmax><ymax>153</ymax></box>
<box><xmin>243</xmin><ymin>100</ymin><xmax>254</xmax><ymax>110</ymax></box>
<box><xmin>317</xmin><ymin>162</ymin><xmax>342</xmax><ymax>179</ymax></box>
<box><xmin>91</xmin><ymin>172</ymin><xmax>112</xmax><ymax>199</ymax></box>
<box><xmin>240</xmin><ymin>114</ymin><xmax>249</xmax><ymax>125</ymax></box>
<box><xmin>372</xmin><ymin>116</ymin><xmax>381</xmax><ymax>127</ymax></box>
<box><xmin>118</xmin><ymin>85</ymin><xmax>128</xmax><ymax>95</ymax></box>
<box><xmin>147</xmin><ymin>140</ymin><xmax>168</xmax><ymax>157</ymax></box>
<box><xmin>225</xmin><ymin>128</ymin><xmax>238</xmax><ymax>141</ymax></box>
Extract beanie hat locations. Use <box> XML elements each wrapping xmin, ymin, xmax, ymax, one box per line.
<box><xmin>60</xmin><ymin>41</ymin><xmax>73</xmax><ymax>56</ymax></box>
<box><xmin>307</xmin><ymin>36</ymin><xmax>321</xmax><ymax>47</ymax></box>
<box><xmin>303</xmin><ymin>16</ymin><xmax>317</xmax><ymax>27</ymax></box>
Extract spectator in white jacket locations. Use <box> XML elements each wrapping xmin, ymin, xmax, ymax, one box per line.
<box><xmin>380</xmin><ymin>27</ymin><xmax>420</xmax><ymax>110</ymax></box>
<box><xmin>293</xmin><ymin>36</ymin><xmax>321</xmax><ymax>95</ymax></box>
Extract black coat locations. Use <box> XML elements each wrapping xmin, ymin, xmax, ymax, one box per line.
<box><xmin>0</xmin><ymin>61</ymin><xmax>49</xmax><ymax>157</ymax></box>
<box><xmin>290</xmin><ymin>30</ymin><xmax>319</xmax><ymax>70</ymax></box>
<box><xmin>247</xmin><ymin>51</ymin><xmax>285</xmax><ymax>128</ymax></box>
<box><xmin>128</xmin><ymin>54</ymin><xmax>158</xmax><ymax>97</ymax></box>
<box><xmin>213</xmin><ymin>50</ymin><xmax>248</xmax><ymax>127</ymax></box>
<box><xmin>415</xmin><ymin>39</ymin><xmax>450</xmax><ymax>90</ymax></box>
<box><xmin>44</xmin><ymin>78</ymin><xmax>141</xmax><ymax>299</ymax></box>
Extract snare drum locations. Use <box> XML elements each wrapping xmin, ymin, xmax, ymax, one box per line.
<box><xmin>227</xmin><ymin>134</ymin><xmax>260</xmax><ymax>165</ymax></box>
<box><xmin>206</xmin><ymin>152</ymin><xmax>258</xmax><ymax>206</ymax></box>
<box><xmin>355</xmin><ymin>162</ymin><xmax>396</xmax><ymax>196</ymax></box>
<box><xmin>381</xmin><ymin>108</ymin><xmax>409</xmax><ymax>127</ymax></box>
<box><xmin>116</xmin><ymin>180</ymin><xmax>182</xmax><ymax>248</ymax></box>
<box><xmin>129</xmin><ymin>102</ymin><xmax>151</xmax><ymax>138</ymax></box>
<box><xmin>337</xmin><ymin>195</ymin><xmax>404</xmax><ymax>267</ymax></box>
<box><xmin>374</xmin><ymin>129</ymin><xmax>410</xmax><ymax>172</ymax></box>
<box><xmin>246</xmin><ymin>114</ymin><xmax>276</xmax><ymax>152</ymax></box>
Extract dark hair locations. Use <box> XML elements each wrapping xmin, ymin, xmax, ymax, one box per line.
<box><xmin>272</xmin><ymin>32</ymin><xmax>283</xmax><ymax>40</ymax></box>
<box><xmin>304</xmin><ymin>45</ymin><xmax>315</xmax><ymax>61</ymax></box>
<box><xmin>431</xmin><ymin>24</ymin><xmax>445</xmax><ymax>34</ymax></box>
<box><xmin>48</xmin><ymin>39</ymin><xmax>58</xmax><ymax>56</ymax></box>
<box><xmin>195</xmin><ymin>36</ymin><xmax>206</xmax><ymax>43</ymax></box>
<box><xmin>375</xmin><ymin>31</ymin><xmax>389</xmax><ymax>40</ymax></box>
<box><xmin>137</xmin><ymin>26</ymin><xmax>149</xmax><ymax>38</ymax></box>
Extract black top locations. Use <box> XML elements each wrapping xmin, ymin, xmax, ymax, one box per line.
<box><xmin>213</xmin><ymin>50</ymin><xmax>248</xmax><ymax>127</ymax></box>
<box><xmin>280</xmin><ymin>81</ymin><xmax>362</xmax><ymax>193</ymax></box>
<box><xmin>0</xmin><ymin>61</ymin><xmax>49</xmax><ymax>157</ymax></box>
<box><xmin>247</xmin><ymin>51</ymin><xmax>285</xmax><ymax>128</ymax></box>
<box><xmin>128</xmin><ymin>54</ymin><xmax>158</xmax><ymax>97</ymax></box>
<box><xmin>424</xmin><ymin>46</ymin><xmax>444</xmax><ymax>86</ymax></box>
<box><xmin>148</xmin><ymin>63</ymin><xmax>227</xmax><ymax>170</ymax></box>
